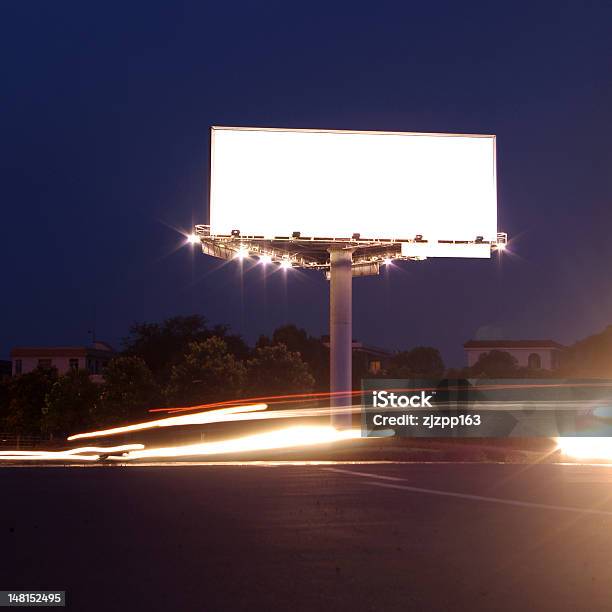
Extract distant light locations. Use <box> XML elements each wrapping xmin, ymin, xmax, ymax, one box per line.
<box><xmin>280</xmin><ymin>259</ymin><xmax>292</xmax><ymax>269</ymax></box>
<box><xmin>186</xmin><ymin>233</ymin><xmax>200</xmax><ymax>245</ymax></box>
<box><xmin>235</xmin><ymin>246</ymin><xmax>249</xmax><ymax>260</ymax></box>
<box><xmin>383</xmin><ymin>257</ymin><xmax>393</xmax><ymax>266</ymax></box>
<box><xmin>495</xmin><ymin>242</ymin><xmax>506</xmax><ymax>252</ymax></box>
<box><xmin>260</xmin><ymin>254</ymin><xmax>272</xmax><ymax>265</ymax></box>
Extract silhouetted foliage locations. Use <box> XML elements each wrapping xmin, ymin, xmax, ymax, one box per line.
<box><xmin>165</xmin><ymin>337</ymin><xmax>246</xmax><ymax>406</ymax></box>
<box><xmin>388</xmin><ymin>346</ymin><xmax>445</xmax><ymax>378</ymax></box>
<box><xmin>470</xmin><ymin>350</ymin><xmax>518</xmax><ymax>378</ymax></box>
<box><xmin>123</xmin><ymin>315</ymin><xmax>249</xmax><ymax>384</ymax></box>
<box><xmin>562</xmin><ymin>325</ymin><xmax>612</xmax><ymax>378</ymax></box>
<box><xmin>96</xmin><ymin>356</ymin><xmax>159</xmax><ymax>425</ymax></box>
<box><xmin>246</xmin><ymin>344</ymin><xmax>315</xmax><ymax>396</ymax></box>
<box><xmin>258</xmin><ymin>325</ymin><xmax>329</xmax><ymax>390</ymax></box>
<box><xmin>3</xmin><ymin>367</ymin><xmax>58</xmax><ymax>435</ymax></box>
<box><xmin>43</xmin><ymin>370</ymin><xmax>99</xmax><ymax>436</ymax></box>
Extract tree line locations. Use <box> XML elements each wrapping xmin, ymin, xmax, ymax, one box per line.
<box><xmin>3</xmin><ymin>315</ymin><xmax>612</xmax><ymax>438</ymax></box>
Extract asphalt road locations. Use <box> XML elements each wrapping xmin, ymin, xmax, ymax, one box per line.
<box><xmin>2</xmin><ymin>462</ymin><xmax>612</xmax><ymax>611</ymax></box>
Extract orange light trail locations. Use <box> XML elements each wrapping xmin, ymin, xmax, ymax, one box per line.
<box><xmin>150</xmin><ymin>382</ymin><xmax>612</xmax><ymax>415</ymax></box>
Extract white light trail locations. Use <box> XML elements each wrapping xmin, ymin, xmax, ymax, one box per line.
<box><xmin>109</xmin><ymin>426</ymin><xmax>361</xmax><ymax>461</ymax></box>
<box><xmin>0</xmin><ymin>444</ymin><xmax>145</xmax><ymax>462</ymax></box>
<box><xmin>67</xmin><ymin>403</ymin><xmax>268</xmax><ymax>441</ymax></box>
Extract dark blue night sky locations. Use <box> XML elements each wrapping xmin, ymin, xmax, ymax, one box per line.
<box><xmin>2</xmin><ymin>1</ymin><xmax>611</xmax><ymax>366</ymax></box>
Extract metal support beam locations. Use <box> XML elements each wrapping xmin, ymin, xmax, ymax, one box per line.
<box><xmin>329</xmin><ymin>248</ymin><xmax>354</xmax><ymax>429</ymax></box>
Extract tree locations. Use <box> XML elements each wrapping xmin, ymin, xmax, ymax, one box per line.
<box><xmin>246</xmin><ymin>344</ymin><xmax>315</xmax><ymax>396</ymax></box>
<box><xmin>123</xmin><ymin>315</ymin><xmax>249</xmax><ymax>384</ymax></box>
<box><xmin>470</xmin><ymin>350</ymin><xmax>518</xmax><ymax>378</ymax></box>
<box><xmin>258</xmin><ymin>325</ymin><xmax>329</xmax><ymax>390</ymax></box>
<box><xmin>96</xmin><ymin>356</ymin><xmax>159</xmax><ymax>425</ymax></box>
<box><xmin>43</xmin><ymin>370</ymin><xmax>100</xmax><ymax>437</ymax></box>
<box><xmin>562</xmin><ymin>325</ymin><xmax>612</xmax><ymax>378</ymax></box>
<box><xmin>388</xmin><ymin>346</ymin><xmax>445</xmax><ymax>378</ymax></box>
<box><xmin>165</xmin><ymin>337</ymin><xmax>246</xmax><ymax>406</ymax></box>
<box><xmin>0</xmin><ymin>379</ymin><xmax>11</xmax><ymax>430</ymax></box>
<box><xmin>4</xmin><ymin>367</ymin><xmax>58</xmax><ymax>436</ymax></box>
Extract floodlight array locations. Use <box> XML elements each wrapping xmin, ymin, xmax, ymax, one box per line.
<box><xmin>193</xmin><ymin>225</ymin><xmax>507</xmax><ymax>273</ymax></box>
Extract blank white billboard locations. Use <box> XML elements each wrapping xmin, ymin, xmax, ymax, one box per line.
<box><xmin>209</xmin><ymin>127</ymin><xmax>497</xmax><ymax>243</ymax></box>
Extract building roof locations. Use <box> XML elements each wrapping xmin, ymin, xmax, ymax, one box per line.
<box><xmin>10</xmin><ymin>345</ymin><xmax>115</xmax><ymax>358</ymax></box>
<box><xmin>463</xmin><ymin>339</ymin><xmax>565</xmax><ymax>350</ymax></box>
<box><xmin>320</xmin><ymin>336</ymin><xmax>392</xmax><ymax>357</ymax></box>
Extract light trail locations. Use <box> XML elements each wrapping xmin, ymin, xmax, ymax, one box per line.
<box><xmin>0</xmin><ymin>426</ymin><xmax>363</xmax><ymax>463</ymax></box>
<box><xmin>67</xmin><ymin>403</ymin><xmax>268</xmax><ymax>441</ymax></box>
<box><xmin>68</xmin><ymin>403</ymin><xmax>364</xmax><ymax>442</ymax></box>
<box><xmin>148</xmin><ymin>389</ymin><xmax>360</xmax><ymax>414</ymax></box>
<box><xmin>556</xmin><ymin>438</ymin><xmax>612</xmax><ymax>461</ymax></box>
<box><xmin>0</xmin><ymin>444</ymin><xmax>145</xmax><ymax>462</ymax></box>
<box><xmin>150</xmin><ymin>382</ymin><xmax>612</xmax><ymax>415</ymax></box>
<box><xmin>108</xmin><ymin>426</ymin><xmax>362</xmax><ymax>461</ymax></box>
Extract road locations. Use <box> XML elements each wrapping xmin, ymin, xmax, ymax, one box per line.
<box><xmin>2</xmin><ymin>462</ymin><xmax>612</xmax><ymax>611</ymax></box>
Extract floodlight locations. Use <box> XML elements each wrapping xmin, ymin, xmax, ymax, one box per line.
<box><xmin>186</xmin><ymin>233</ymin><xmax>200</xmax><ymax>245</ymax></box>
<box><xmin>280</xmin><ymin>259</ymin><xmax>292</xmax><ymax>269</ymax></box>
<box><xmin>260</xmin><ymin>254</ymin><xmax>272</xmax><ymax>265</ymax></box>
<box><xmin>495</xmin><ymin>242</ymin><xmax>506</xmax><ymax>252</ymax></box>
<box><xmin>235</xmin><ymin>246</ymin><xmax>249</xmax><ymax>260</ymax></box>
<box><xmin>383</xmin><ymin>257</ymin><xmax>393</xmax><ymax>266</ymax></box>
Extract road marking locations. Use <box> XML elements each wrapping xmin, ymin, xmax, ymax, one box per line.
<box><xmin>324</xmin><ymin>467</ymin><xmax>612</xmax><ymax>516</ymax></box>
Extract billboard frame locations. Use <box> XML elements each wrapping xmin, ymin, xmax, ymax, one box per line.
<box><xmin>195</xmin><ymin>125</ymin><xmax>507</xmax><ymax>429</ymax></box>
<box><xmin>208</xmin><ymin>125</ymin><xmax>499</xmax><ymax>250</ymax></box>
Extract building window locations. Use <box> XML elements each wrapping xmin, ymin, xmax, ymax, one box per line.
<box><xmin>38</xmin><ymin>358</ymin><xmax>52</xmax><ymax>369</ymax></box>
<box><xmin>14</xmin><ymin>359</ymin><xmax>22</xmax><ymax>375</ymax></box>
<box><xmin>528</xmin><ymin>353</ymin><xmax>541</xmax><ymax>369</ymax></box>
<box><xmin>369</xmin><ymin>360</ymin><xmax>382</xmax><ymax>374</ymax></box>
<box><xmin>69</xmin><ymin>358</ymin><xmax>79</xmax><ymax>371</ymax></box>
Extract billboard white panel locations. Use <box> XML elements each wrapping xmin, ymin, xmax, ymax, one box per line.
<box><xmin>209</xmin><ymin>127</ymin><xmax>497</xmax><ymax>243</ymax></box>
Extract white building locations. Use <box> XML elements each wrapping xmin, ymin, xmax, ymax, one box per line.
<box><xmin>464</xmin><ymin>339</ymin><xmax>565</xmax><ymax>370</ymax></box>
<box><xmin>10</xmin><ymin>341</ymin><xmax>115</xmax><ymax>380</ymax></box>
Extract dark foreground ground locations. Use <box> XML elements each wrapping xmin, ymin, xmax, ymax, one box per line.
<box><xmin>2</xmin><ymin>462</ymin><xmax>612</xmax><ymax>611</ymax></box>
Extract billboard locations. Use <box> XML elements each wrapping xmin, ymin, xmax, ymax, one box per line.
<box><xmin>209</xmin><ymin>127</ymin><xmax>497</xmax><ymax>245</ymax></box>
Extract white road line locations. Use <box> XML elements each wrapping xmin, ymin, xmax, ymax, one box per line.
<box><xmin>324</xmin><ymin>467</ymin><xmax>612</xmax><ymax>516</ymax></box>
<box><xmin>324</xmin><ymin>468</ymin><xmax>406</xmax><ymax>482</ymax></box>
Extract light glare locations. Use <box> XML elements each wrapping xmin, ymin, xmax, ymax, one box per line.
<box><xmin>186</xmin><ymin>233</ymin><xmax>200</xmax><ymax>245</ymax></box>
<box><xmin>235</xmin><ymin>246</ymin><xmax>249</xmax><ymax>260</ymax></box>
<box><xmin>556</xmin><ymin>437</ymin><xmax>612</xmax><ymax>460</ymax></box>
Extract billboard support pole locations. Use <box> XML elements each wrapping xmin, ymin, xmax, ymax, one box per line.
<box><xmin>329</xmin><ymin>247</ymin><xmax>354</xmax><ymax>429</ymax></box>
